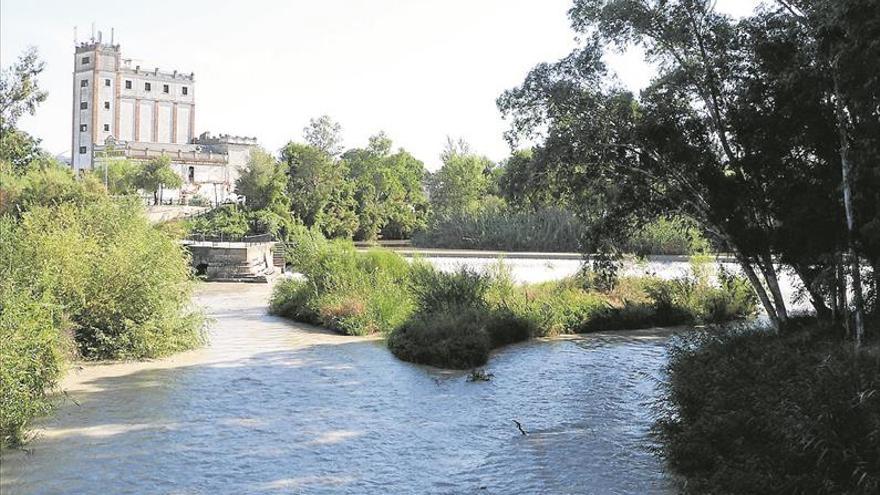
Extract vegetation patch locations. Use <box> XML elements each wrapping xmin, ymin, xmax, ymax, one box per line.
<box><xmin>1</xmin><ymin>164</ymin><xmax>205</xmax><ymax>447</ymax></box>
<box><xmin>271</xmin><ymin>230</ymin><xmax>755</xmax><ymax>369</ymax></box>
<box><xmin>656</xmin><ymin>324</ymin><xmax>880</xmax><ymax>494</ymax></box>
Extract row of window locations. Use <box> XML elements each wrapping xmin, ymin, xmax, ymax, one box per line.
<box><xmin>78</xmin><ymin>101</ymin><xmax>112</xmax><ymax>110</ymax></box>
<box><xmin>79</xmin><ymin>124</ymin><xmax>111</xmax><ymax>132</ymax></box>
<box><xmin>80</xmin><ymin>78</ymin><xmax>188</xmax><ymax>95</ymax></box>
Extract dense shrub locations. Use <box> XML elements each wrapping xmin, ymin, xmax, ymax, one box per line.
<box><xmin>12</xmin><ymin>200</ymin><xmax>206</xmax><ymax>359</ymax></box>
<box><xmin>413</xmin><ymin>207</ymin><xmax>583</xmax><ymax>252</ymax></box>
<box><xmin>409</xmin><ymin>264</ymin><xmax>490</xmax><ymax>313</ymax></box>
<box><xmin>656</xmin><ymin>326</ymin><xmax>880</xmax><ymax>494</ymax></box>
<box><xmin>413</xmin><ymin>208</ymin><xmax>709</xmax><ymax>255</ymax></box>
<box><xmin>272</xmin><ymin>226</ymin><xmax>756</xmax><ymax>368</ymax></box>
<box><xmin>0</xmin><ymin>267</ymin><xmax>68</xmax><ymax>446</ymax></box>
<box><xmin>387</xmin><ymin>306</ymin><xmax>493</xmax><ymax>369</ymax></box>
<box><xmin>1</xmin><ymin>172</ymin><xmax>205</xmax><ymax>446</ymax></box>
<box><xmin>186</xmin><ymin>204</ymin><xmax>296</xmax><ymax>239</ymax></box>
<box><xmin>268</xmin><ymin>227</ymin><xmax>414</xmax><ymax>336</ymax></box>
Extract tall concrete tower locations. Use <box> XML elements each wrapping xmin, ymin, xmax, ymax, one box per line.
<box><xmin>72</xmin><ymin>33</ymin><xmax>196</xmax><ymax>171</ymax></box>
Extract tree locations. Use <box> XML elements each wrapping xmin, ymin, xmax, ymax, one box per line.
<box><xmin>427</xmin><ymin>138</ymin><xmax>494</xmax><ymax>219</ymax></box>
<box><xmin>134</xmin><ymin>156</ymin><xmax>182</xmax><ymax>205</ymax></box>
<box><xmin>498</xmin><ymin>0</ymin><xmax>878</xmax><ymax>331</ymax></box>
<box><xmin>281</xmin><ymin>142</ymin><xmax>358</xmax><ymax>238</ymax></box>
<box><xmin>302</xmin><ymin>115</ymin><xmax>344</xmax><ymax>158</ymax></box>
<box><xmin>343</xmin><ymin>132</ymin><xmax>429</xmax><ymax>240</ymax></box>
<box><xmin>0</xmin><ymin>48</ymin><xmax>48</xmax><ymax>169</ymax></box>
<box><xmin>94</xmin><ymin>158</ymin><xmax>139</xmax><ymax>195</ymax></box>
<box><xmin>234</xmin><ymin>148</ymin><xmax>290</xmax><ymax>215</ymax></box>
<box><xmin>768</xmin><ymin>0</ymin><xmax>880</xmax><ymax>343</ymax></box>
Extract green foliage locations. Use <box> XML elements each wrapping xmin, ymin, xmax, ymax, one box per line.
<box><xmin>0</xmin><ymin>160</ymin><xmax>105</xmax><ymax>215</ymax></box>
<box><xmin>269</xmin><ymin>228</ymin><xmax>414</xmax><ymax>336</ymax></box>
<box><xmin>234</xmin><ymin>148</ymin><xmax>290</xmax><ymax>215</ymax></box>
<box><xmin>427</xmin><ymin>138</ymin><xmax>494</xmax><ymax>219</ymax></box>
<box><xmin>187</xmin><ymin>204</ymin><xmax>250</xmax><ymax>237</ymax></box>
<box><xmin>11</xmin><ymin>200</ymin><xmax>205</xmax><ymax>359</ymax></box>
<box><xmin>92</xmin><ymin>158</ymin><xmax>140</xmax><ymax>195</ymax></box>
<box><xmin>272</xmin><ymin>229</ymin><xmax>756</xmax><ymax>368</ymax></box>
<box><xmin>657</xmin><ymin>326</ymin><xmax>880</xmax><ymax>494</ymax></box>
<box><xmin>0</xmin><ymin>128</ymin><xmax>45</xmax><ymax>170</ymax></box>
<box><xmin>387</xmin><ymin>306</ymin><xmax>493</xmax><ymax>369</ymax></box>
<box><xmin>282</xmin><ymin>142</ymin><xmax>359</xmax><ymax>238</ymax></box>
<box><xmin>0</xmin><ymin>218</ymin><xmax>67</xmax><ymax>447</ymax></box>
<box><xmin>344</xmin><ymin>134</ymin><xmax>429</xmax><ymax>240</ymax></box>
<box><xmin>303</xmin><ymin>114</ymin><xmax>343</xmax><ymax>157</ymax></box>
<box><xmin>1</xmin><ymin>170</ymin><xmax>204</xmax><ymax>445</ymax></box>
<box><xmin>0</xmin><ymin>47</ymin><xmax>48</xmax><ymax>170</ymax></box>
<box><xmin>621</xmin><ymin>217</ymin><xmax>710</xmax><ymax>256</ymax></box>
<box><xmin>413</xmin><ymin>207</ymin><xmax>583</xmax><ymax>252</ymax></box>
<box><xmin>409</xmin><ymin>265</ymin><xmax>490</xmax><ymax>314</ymax></box>
<box><xmin>134</xmin><ymin>156</ymin><xmax>183</xmax><ymax>205</ymax></box>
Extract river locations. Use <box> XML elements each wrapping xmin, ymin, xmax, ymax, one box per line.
<box><xmin>2</xmin><ymin>257</ymin><xmax>800</xmax><ymax>494</ymax></box>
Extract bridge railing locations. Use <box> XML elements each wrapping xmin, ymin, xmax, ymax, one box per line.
<box><xmin>183</xmin><ymin>233</ymin><xmax>275</xmax><ymax>245</ymax></box>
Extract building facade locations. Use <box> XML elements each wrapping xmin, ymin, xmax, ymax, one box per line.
<box><xmin>72</xmin><ymin>36</ymin><xmax>255</xmax><ymax>204</ymax></box>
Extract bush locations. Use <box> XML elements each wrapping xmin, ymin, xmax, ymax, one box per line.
<box><xmin>273</xmin><ymin>227</ymin><xmax>756</xmax><ymax>368</ymax></box>
<box><xmin>268</xmin><ymin>277</ymin><xmax>319</xmax><ymax>324</ymax></box>
<box><xmin>409</xmin><ymin>264</ymin><xmax>490</xmax><ymax>314</ymax></box>
<box><xmin>0</xmin><ymin>284</ymin><xmax>68</xmax><ymax>447</ymax></box>
<box><xmin>13</xmin><ymin>200</ymin><xmax>206</xmax><ymax>359</ymax></box>
<box><xmin>413</xmin><ymin>207</ymin><xmax>582</xmax><ymax>252</ymax></box>
<box><xmin>387</xmin><ymin>306</ymin><xmax>492</xmax><ymax>369</ymax></box>
<box><xmin>485</xmin><ymin>309</ymin><xmax>534</xmax><ymax>347</ymax></box>
<box><xmin>1</xmin><ymin>181</ymin><xmax>205</xmax><ymax>446</ymax></box>
<box><xmin>413</xmin><ymin>209</ymin><xmax>709</xmax><ymax>255</ymax></box>
<box><xmin>269</xmin><ymin>228</ymin><xmax>414</xmax><ymax>336</ymax></box>
<box><xmin>656</xmin><ymin>326</ymin><xmax>880</xmax><ymax>494</ymax></box>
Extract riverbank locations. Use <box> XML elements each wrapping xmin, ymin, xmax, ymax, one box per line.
<box><xmin>354</xmin><ymin>245</ymin><xmax>737</xmax><ymax>263</ymax></box>
<box><xmin>1</xmin><ymin>282</ymin><xmax>674</xmax><ymax>494</ymax></box>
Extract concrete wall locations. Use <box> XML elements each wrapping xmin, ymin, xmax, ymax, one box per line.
<box><xmin>185</xmin><ymin>243</ymin><xmax>276</xmax><ymax>282</ymax></box>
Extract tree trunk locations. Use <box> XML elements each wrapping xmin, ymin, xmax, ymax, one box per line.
<box><xmin>833</xmin><ymin>69</ymin><xmax>866</xmax><ymax>345</ymax></box>
<box><xmin>838</xmin><ymin>256</ymin><xmax>849</xmax><ymax>335</ymax></box>
<box><xmin>793</xmin><ymin>264</ymin><xmax>832</xmax><ymax>320</ymax></box>
<box><xmin>759</xmin><ymin>252</ymin><xmax>789</xmax><ymax>327</ymax></box>
<box><xmin>735</xmin><ymin>252</ymin><xmax>780</xmax><ymax>331</ymax></box>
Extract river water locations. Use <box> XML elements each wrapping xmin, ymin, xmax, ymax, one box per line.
<box><xmin>2</xmin><ymin>257</ymin><xmax>800</xmax><ymax>494</ymax></box>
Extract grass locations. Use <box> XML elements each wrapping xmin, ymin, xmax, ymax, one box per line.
<box><xmin>656</xmin><ymin>323</ymin><xmax>880</xmax><ymax>494</ymax></box>
<box><xmin>271</xmin><ymin>228</ymin><xmax>757</xmax><ymax>369</ymax></box>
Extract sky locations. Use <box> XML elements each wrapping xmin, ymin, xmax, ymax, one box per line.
<box><xmin>1</xmin><ymin>0</ymin><xmax>760</xmax><ymax>170</ymax></box>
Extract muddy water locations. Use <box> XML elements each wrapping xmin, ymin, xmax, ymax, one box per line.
<box><xmin>1</xmin><ymin>275</ymin><xmax>679</xmax><ymax>494</ymax></box>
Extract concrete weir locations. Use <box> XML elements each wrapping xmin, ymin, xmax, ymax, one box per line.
<box><xmin>182</xmin><ymin>240</ymin><xmax>279</xmax><ymax>282</ymax></box>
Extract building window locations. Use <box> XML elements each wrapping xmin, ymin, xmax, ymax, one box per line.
<box><xmin>80</xmin><ymin>124</ymin><xmax>87</xmax><ymax>132</ymax></box>
<box><xmin>163</xmin><ymin>84</ymin><xmax>169</xmax><ymax>93</ymax></box>
<box><xmin>80</xmin><ymin>101</ymin><xmax>88</xmax><ymax>110</ymax></box>
<box><xmin>105</xmin><ymin>78</ymin><xmax>111</xmax><ymax>86</ymax></box>
<box><xmin>104</xmin><ymin>101</ymin><xmax>110</xmax><ymax>110</ymax></box>
<box><xmin>125</xmin><ymin>80</ymin><xmax>132</xmax><ymax>89</ymax></box>
<box><xmin>79</xmin><ymin>146</ymin><xmax>87</xmax><ymax>154</ymax></box>
<box><xmin>104</xmin><ymin>124</ymin><xmax>110</xmax><ymax>132</ymax></box>
<box><xmin>182</xmin><ymin>86</ymin><xmax>188</xmax><ymax>95</ymax></box>
<box><xmin>81</xmin><ymin>56</ymin><xmax>90</xmax><ymax>65</ymax></box>
<box><xmin>188</xmin><ymin>166</ymin><xmax>195</xmax><ymax>183</ymax></box>
<box><xmin>80</xmin><ymin>79</ymin><xmax>89</xmax><ymax>88</ymax></box>
<box><xmin>145</xmin><ymin>82</ymin><xmax>151</xmax><ymax>91</ymax></box>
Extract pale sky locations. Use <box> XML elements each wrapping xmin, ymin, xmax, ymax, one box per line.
<box><xmin>1</xmin><ymin>0</ymin><xmax>759</xmax><ymax>170</ymax></box>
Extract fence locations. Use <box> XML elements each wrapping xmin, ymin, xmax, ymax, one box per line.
<box><xmin>183</xmin><ymin>233</ymin><xmax>275</xmax><ymax>245</ymax></box>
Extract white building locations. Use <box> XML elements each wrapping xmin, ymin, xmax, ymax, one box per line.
<box><xmin>72</xmin><ymin>34</ymin><xmax>256</xmax><ymax>203</ymax></box>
